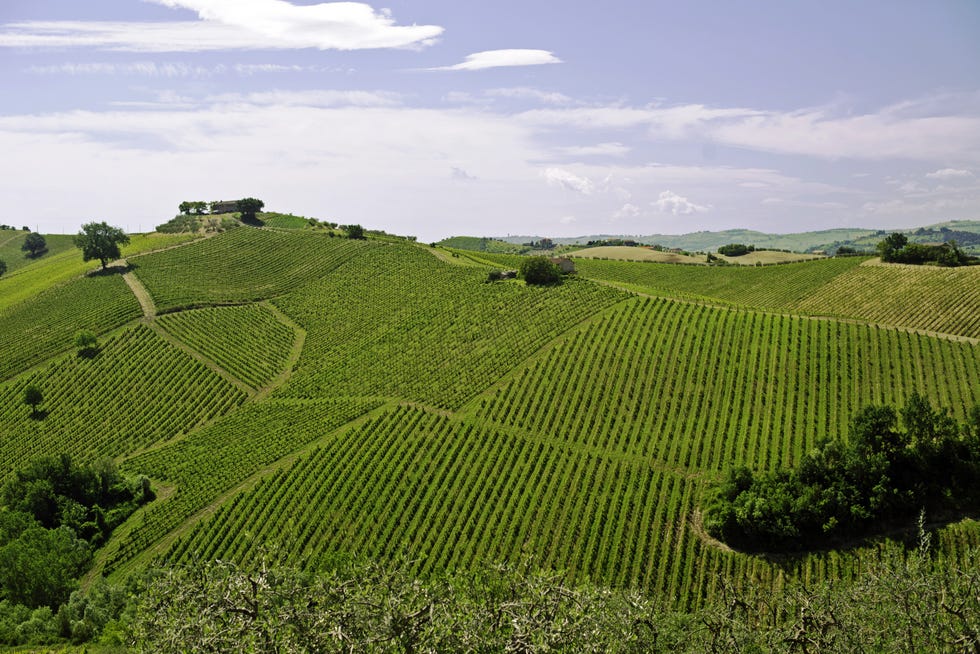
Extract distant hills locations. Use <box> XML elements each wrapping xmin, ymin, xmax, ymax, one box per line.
<box><xmin>445</xmin><ymin>219</ymin><xmax>980</xmax><ymax>254</ymax></box>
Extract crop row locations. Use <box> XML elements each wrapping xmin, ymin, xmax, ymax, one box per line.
<box><xmin>0</xmin><ymin>324</ymin><xmax>247</xmax><ymax>477</ymax></box>
<box><xmin>167</xmin><ymin>403</ymin><xmax>977</xmax><ymax>610</ymax></box>
<box><xmin>101</xmin><ymin>397</ymin><xmax>382</xmax><ymax>576</ymax></box>
<box><xmin>274</xmin><ymin>243</ymin><xmax>628</xmax><ymax>409</ymax></box>
<box><xmin>165</xmin><ymin>406</ymin><xmax>715</xmax><ymax>604</ymax></box>
<box><xmin>793</xmin><ymin>262</ymin><xmax>980</xmax><ymax>339</ymax></box>
<box><xmin>473</xmin><ymin>296</ymin><xmax>980</xmax><ymax>474</ymax></box>
<box><xmin>0</xmin><ymin>272</ymin><xmax>142</xmax><ymax>381</ymax></box>
<box><xmin>155</xmin><ymin>303</ymin><xmax>296</xmax><ymax>389</ymax></box>
<box><xmin>572</xmin><ymin>256</ymin><xmax>864</xmax><ymax>310</ymax></box>
<box><xmin>133</xmin><ymin>227</ymin><xmax>373</xmax><ymax>311</ymax></box>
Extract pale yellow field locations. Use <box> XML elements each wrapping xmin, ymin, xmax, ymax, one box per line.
<box><xmin>569</xmin><ymin>245</ymin><xmax>705</xmax><ymax>264</ymax></box>
<box><xmin>717</xmin><ymin>250</ymin><xmax>825</xmax><ymax>265</ymax></box>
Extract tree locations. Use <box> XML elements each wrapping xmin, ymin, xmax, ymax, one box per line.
<box><xmin>344</xmin><ymin>224</ymin><xmax>365</xmax><ymax>240</ymax></box>
<box><xmin>236</xmin><ymin>198</ymin><xmax>265</xmax><ymax>223</ymax></box>
<box><xmin>519</xmin><ymin>256</ymin><xmax>562</xmax><ymax>285</ymax></box>
<box><xmin>23</xmin><ymin>385</ymin><xmax>43</xmax><ymax>418</ymax></box>
<box><xmin>0</xmin><ymin>259</ymin><xmax>6</xmax><ymax>277</ymax></box>
<box><xmin>22</xmin><ymin>232</ymin><xmax>47</xmax><ymax>258</ymax></box>
<box><xmin>74</xmin><ymin>222</ymin><xmax>130</xmax><ymax>271</ymax></box>
<box><xmin>75</xmin><ymin>330</ymin><xmax>99</xmax><ymax>358</ymax></box>
<box><xmin>877</xmin><ymin>232</ymin><xmax>908</xmax><ymax>262</ymax></box>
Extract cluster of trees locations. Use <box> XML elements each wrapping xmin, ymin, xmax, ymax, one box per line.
<box><xmin>523</xmin><ymin>237</ymin><xmax>555</xmax><ymax>250</ymax></box>
<box><xmin>342</xmin><ymin>223</ymin><xmax>365</xmax><ymax>240</ymax></box>
<box><xmin>519</xmin><ymin>256</ymin><xmax>562</xmax><ymax>285</ymax></box>
<box><xmin>705</xmin><ymin>395</ymin><xmax>980</xmax><ymax>551</ymax></box>
<box><xmin>878</xmin><ymin>232</ymin><xmax>977</xmax><ymax>266</ymax></box>
<box><xmin>0</xmin><ymin>455</ymin><xmax>153</xmax><ymax>612</ymax></box>
<box><xmin>585</xmin><ymin>238</ymin><xmax>640</xmax><ymax>247</ymax></box>
<box><xmin>0</xmin><ymin>225</ymin><xmax>30</xmax><ymax>231</ymax></box>
<box><xmin>717</xmin><ymin>243</ymin><xmax>756</xmax><ymax>256</ymax></box>
<box><xmin>177</xmin><ymin>198</ymin><xmax>266</xmax><ymax>222</ymax></box>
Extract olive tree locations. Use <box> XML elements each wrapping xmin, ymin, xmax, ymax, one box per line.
<box><xmin>74</xmin><ymin>222</ymin><xmax>130</xmax><ymax>270</ymax></box>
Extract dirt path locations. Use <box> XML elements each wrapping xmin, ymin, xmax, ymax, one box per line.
<box><xmin>253</xmin><ymin>301</ymin><xmax>306</xmax><ymax>402</ymax></box>
<box><xmin>121</xmin><ymin>265</ymin><xmax>157</xmax><ymax>319</ymax></box>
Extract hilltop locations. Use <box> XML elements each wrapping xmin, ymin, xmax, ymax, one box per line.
<box><xmin>0</xmin><ymin>212</ymin><xmax>979</xmax><ymax>648</ymax></box>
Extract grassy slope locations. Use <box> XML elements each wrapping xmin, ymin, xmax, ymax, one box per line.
<box><xmin>0</xmin><ymin>232</ymin><xmax>77</xmax><ymax>275</ymax></box>
<box><xmin>569</xmin><ymin>245</ymin><xmax>706</xmax><ymax>264</ymax></box>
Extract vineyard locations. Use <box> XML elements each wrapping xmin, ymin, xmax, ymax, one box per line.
<box><xmin>1</xmin><ymin>223</ymin><xmax>979</xmax><ymax>617</ymax></box>
<box><xmin>155</xmin><ymin>303</ymin><xmax>297</xmax><ymax>390</ymax></box>
<box><xmin>133</xmin><ymin>227</ymin><xmax>370</xmax><ymax>311</ymax></box>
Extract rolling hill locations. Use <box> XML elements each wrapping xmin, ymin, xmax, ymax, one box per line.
<box><xmin>1</xmin><ymin>220</ymin><xmax>978</xmax><ymax>625</ymax></box>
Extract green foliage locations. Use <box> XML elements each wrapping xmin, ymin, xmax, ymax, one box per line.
<box><xmin>236</xmin><ymin>197</ymin><xmax>265</xmax><ymax>223</ymax></box>
<box><xmin>343</xmin><ymin>223</ymin><xmax>365</xmax><ymax>239</ymax></box>
<box><xmin>156</xmin><ymin>213</ymin><xmax>237</xmax><ymax>233</ymax></box>
<box><xmin>717</xmin><ymin>243</ymin><xmax>754</xmax><ymax>256</ymax></box>
<box><xmin>22</xmin><ymin>385</ymin><xmax>42</xmax><ymax>416</ymax></box>
<box><xmin>130</xmin><ymin>545</ymin><xmax>980</xmax><ymax>654</ymax></box>
<box><xmin>878</xmin><ymin>232</ymin><xmax>975</xmax><ymax>266</ymax></box>
<box><xmin>177</xmin><ymin>200</ymin><xmax>208</xmax><ymax>215</ymax></box>
<box><xmin>0</xmin><ymin>455</ymin><xmax>152</xmax><ymax>611</ymax></box>
<box><xmin>0</xmin><ymin>260</ymin><xmax>5</xmax><ymax>277</ymax></box>
<box><xmin>704</xmin><ymin>395</ymin><xmax>980</xmax><ymax>551</ymax></box>
<box><xmin>21</xmin><ymin>232</ymin><xmax>47</xmax><ymax>258</ymax></box>
<box><xmin>519</xmin><ymin>255</ymin><xmax>561</xmax><ymax>285</ymax></box>
<box><xmin>73</xmin><ymin>222</ymin><xmax>130</xmax><ymax>270</ymax></box>
<box><xmin>74</xmin><ymin>329</ymin><xmax>98</xmax><ymax>358</ymax></box>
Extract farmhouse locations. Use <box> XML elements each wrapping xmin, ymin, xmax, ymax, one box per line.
<box><xmin>550</xmin><ymin>257</ymin><xmax>576</xmax><ymax>274</ymax></box>
<box><xmin>210</xmin><ymin>200</ymin><xmax>239</xmax><ymax>214</ymax></box>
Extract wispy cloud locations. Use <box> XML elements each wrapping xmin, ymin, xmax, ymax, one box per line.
<box><xmin>925</xmin><ymin>168</ymin><xmax>973</xmax><ymax>179</ymax></box>
<box><xmin>429</xmin><ymin>49</ymin><xmax>561</xmax><ymax>71</ymax></box>
<box><xmin>557</xmin><ymin>142</ymin><xmax>630</xmax><ymax>158</ymax></box>
<box><xmin>26</xmin><ymin>61</ymin><xmax>344</xmax><ymax>77</ymax></box>
<box><xmin>0</xmin><ymin>1</ymin><xmax>443</xmax><ymax>51</ymax></box>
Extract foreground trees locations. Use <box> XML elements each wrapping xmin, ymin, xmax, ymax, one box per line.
<box><xmin>74</xmin><ymin>222</ymin><xmax>130</xmax><ymax>271</ymax></box>
<box><xmin>705</xmin><ymin>394</ymin><xmax>980</xmax><ymax>551</ymax></box>
<box><xmin>519</xmin><ymin>256</ymin><xmax>562</xmax><ymax>285</ymax></box>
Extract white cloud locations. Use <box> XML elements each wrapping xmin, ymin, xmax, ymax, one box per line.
<box><xmin>653</xmin><ymin>190</ymin><xmax>709</xmax><ymax>215</ymax></box>
<box><xmin>451</xmin><ymin>166</ymin><xmax>476</xmax><ymax>180</ymax></box>
<box><xmin>484</xmin><ymin>87</ymin><xmax>573</xmax><ymax>105</ymax></box>
<box><xmin>542</xmin><ymin>168</ymin><xmax>595</xmax><ymax>194</ymax></box>
<box><xmin>613</xmin><ymin>203</ymin><xmax>640</xmax><ymax>219</ymax></box>
<box><xmin>557</xmin><ymin>142</ymin><xmax>630</xmax><ymax>158</ymax></box>
<box><xmin>925</xmin><ymin>168</ymin><xmax>973</xmax><ymax>179</ymax></box>
<box><xmin>26</xmin><ymin>61</ymin><xmax>340</xmax><ymax>77</ymax></box>
<box><xmin>429</xmin><ymin>49</ymin><xmax>561</xmax><ymax>71</ymax></box>
<box><xmin>0</xmin><ymin>2</ymin><xmax>443</xmax><ymax>51</ymax></box>
<box><xmin>559</xmin><ymin>215</ymin><xmax>576</xmax><ymax>225</ymax></box>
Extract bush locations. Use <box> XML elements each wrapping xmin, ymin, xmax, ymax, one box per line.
<box><xmin>519</xmin><ymin>256</ymin><xmax>561</xmax><ymax>286</ymax></box>
<box><xmin>717</xmin><ymin>243</ymin><xmax>754</xmax><ymax>257</ymax></box>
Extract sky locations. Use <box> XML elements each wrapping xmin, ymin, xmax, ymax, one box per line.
<box><xmin>1</xmin><ymin>1</ymin><xmax>978</xmax><ymax>242</ymax></box>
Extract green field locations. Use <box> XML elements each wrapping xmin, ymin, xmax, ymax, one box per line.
<box><xmin>2</xmin><ymin>222</ymin><xmax>979</xmax><ymax>622</ymax></box>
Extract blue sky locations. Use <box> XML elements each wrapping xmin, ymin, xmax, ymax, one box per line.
<box><xmin>1</xmin><ymin>1</ymin><xmax>978</xmax><ymax>241</ymax></box>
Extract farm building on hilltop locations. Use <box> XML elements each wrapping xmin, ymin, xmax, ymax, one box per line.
<box><xmin>210</xmin><ymin>201</ymin><xmax>239</xmax><ymax>214</ymax></box>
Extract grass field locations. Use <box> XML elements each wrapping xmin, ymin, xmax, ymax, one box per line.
<box><xmin>715</xmin><ymin>250</ymin><xmax>825</xmax><ymax>265</ymax></box>
<box><xmin>3</xmin><ymin>225</ymin><xmax>979</xmax><ymax>615</ymax></box>
<box><xmin>569</xmin><ymin>245</ymin><xmax>705</xmax><ymax>264</ymax></box>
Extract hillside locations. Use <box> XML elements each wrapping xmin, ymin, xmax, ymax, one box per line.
<box><xmin>486</xmin><ymin>219</ymin><xmax>980</xmax><ymax>254</ymax></box>
<box><xmin>1</xmin><ymin>222</ymin><xmax>978</xmax><ymax>638</ymax></box>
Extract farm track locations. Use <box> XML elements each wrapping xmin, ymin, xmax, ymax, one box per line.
<box><xmin>121</xmin><ymin>266</ymin><xmax>156</xmax><ymax>319</ymax></box>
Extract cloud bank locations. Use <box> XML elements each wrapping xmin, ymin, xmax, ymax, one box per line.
<box><xmin>430</xmin><ymin>49</ymin><xmax>561</xmax><ymax>71</ymax></box>
<box><xmin>0</xmin><ymin>1</ymin><xmax>443</xmax><ymax>51</ymax></box>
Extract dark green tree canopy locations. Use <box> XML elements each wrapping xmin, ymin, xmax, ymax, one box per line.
<box><xmin>0</xmin><ymin>259</ymin><xmax>6</xmax><ymax>277</ymax></box>
<box><xmin>21</xmin><ymin>232</ymin><xmax>47</xmax><ymax>258</ymax></box>
<box><xmin>519</xmin><ymin>256</ymin><xmax>562</xmax><ymax>286</ymax></box>
<box><xmin>74</xmin><ymin>222</ymin><xmax>130</xmax><ymax>270</ymax></box>
<box><xmin>22</xmin><ymin>385</ymin><xmax>43</xmax><ymax>417</ymax></box>
<box><xmin>236</xmin><ymin>198</ymin><xmax>265</xmax><ymax>223</ymax></box>
<box><xmin>344</xmin><ymin>224</ymin><xmax>365</xmax><ymax>240</ymax></box>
